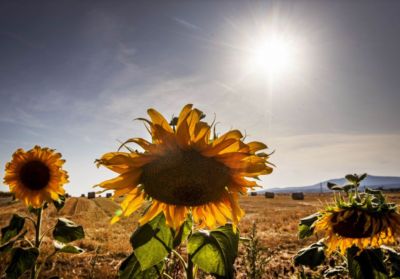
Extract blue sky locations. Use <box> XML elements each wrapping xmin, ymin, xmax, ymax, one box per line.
<box><xmin>1</xmin><ymin>1</ymin><xmax>400</xmax><ymax>196</ymax></box>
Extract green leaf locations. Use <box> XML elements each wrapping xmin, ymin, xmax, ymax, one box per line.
<box><xmin>359</xmin><ymin>173</ymin><xmax>367</xmax><ymax>182</ymax></box>
<box><xmin>346</xmin><ymin>174</ymin><xmax>358</xmax><ymax>184</ymax></box>
<box><xmin>327</xmin><ymin>182</ymin><xmax>339</xmax><ymax>190</ymax></box>
<box><xmin>28</xmin><ymin>206</ymin><xmax>41</xmax><ymax>215</ymax></box>
<box><xmin>173</xmin><ymin>218</ymin><xmax>193</xmax><ymax>247</ymax></box>
<box><xmin>130</xmin><ymin>213</ymin><xmax>173</xmax><ymax>270</ymax></box>
<box><xmin>5</xmin><ymin>247</ymin><xmax>39</xmax><ymax>279</ymax></box>
<box><xmin>256</xmin><ymin>152</ymin><xmax>269</xmax><ymax>158</ymax></box>
<box><xmin>53</xmin><ymin>195</ymin><xmax>66</xmax><ymax>211</ymax></box>
<box><xmin>365</xmin><ymin>188</ymin><xmax>385</xmax><ymax>203</ymax></box>
<box><xmin>53</xmin><ymin>218</ymin><xmax>84</xmax><ymax>244</ymax></box>
<box><xmin>381</xmin><ymin>246</ymin><xmax>400</xmax><ymax>277</ymax></box>
<box><xmin>0</xmin><ymin>240</ymin><xmax>15</xmax><ymax>255</ymax></box>
<box><xmin>169</xmin><ymin>117</ymin><xmax>178</xmax><ymax>127</ymax></box>
<box><xmin>298</xmin><ymin>224</ymin><xmax>313</xmax><ymax>240</ymax></box>
<box><xmin>347</xmin><ymin>247</ymin><xmax>388</xmax><ymax>279</ymax></box>
<box><xmin>188</xmin><ymin>224</ymin><xmax>239</xmax><ymax>277</ymax></box>
<box><xmin>332</xmin><ymin>185</ymin><xmax>345</xmax><ymax>191</ymax></box>
<box><xmin>323</xmin><ymin>266</ymin><xmax>347</xmax><ymax>277</ymax></box>
<box><xmin>0</xmin><ymin>230</ymin><xmax>27</xmax><ymax>256</ymax></box>
<box><xmin>293</xmin><ymin>242</ymin><xmax>325</xmax><ymax>268</ymax></box>
<box><xmin>119</xmin><ymin>252</ymin><xmax>163</xmax><ymax>279</ymax></box>
<box><xmin>28</xmin><ymin>203</ymin><xmax>48</xmax><ymax>215</ymax></box>
<box><xmin>299</xmin><ymin>213</ymin><xmax>320</xmax><ymax>227</ymax></box>
<box><xmin>298</xmin><ymin>213</ymin><xmax>320</xmax><ymax>239</ymax></box>
<box><xmin>54</xmin><ymin>240</ymin><xmax>84</xmax><ymax>254</ymax></box>
<box><xmin>1</xmin><ymin>214</ymin><xmax>25</xmax><ymax>244</ymax></box>
<box><xmin>343</xmin><ymin>184</ymin><xmax>357</xmax><ymax>192</ymax></box>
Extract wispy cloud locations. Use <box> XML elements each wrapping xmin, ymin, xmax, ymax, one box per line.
<box><xmin>172</xmin><ymin>17</ymin><xmax>200</xmax><ymax>30</ymax></box>
<box><xmin>0</xmin><ymin>108</ymin><xmax>45</xmax><ymax>129</ymax></box>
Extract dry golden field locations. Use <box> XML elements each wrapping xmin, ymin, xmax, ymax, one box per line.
<box><xmin>2</xmin><ymin>193</ymin><xmax>400</xmax><ymax>278</ymax></box>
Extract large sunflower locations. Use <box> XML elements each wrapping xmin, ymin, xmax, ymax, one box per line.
<box><xmin>96</xmin><ymin>104</ymin><xmax>273</xmax><ymax>230</ymax></box>
<box><xmin>314</xmin><ymin>204</ymin><xmax>400</xmax><ymax>255</ymax></box>
<box><xmin>3</xmin><ymin>145</ymin><xmax>68</xmax><ymax>208</ymax></box>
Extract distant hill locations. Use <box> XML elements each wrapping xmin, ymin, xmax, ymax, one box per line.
<box><xmin>0</xmin><ymin>191</ymin><xmax>13</xmax><ymax>198</ymax></box>
<box><xmin>257</xmin><ymin>175</ymin><xmax>400</xmax><ymax>194</ymax></box>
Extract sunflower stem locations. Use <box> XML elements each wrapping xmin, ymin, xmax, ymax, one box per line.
<box><xmin>171</xmin><ymin>249</ymin><xmax>187</xmax><ymax>270</ymax></box>
<box><xmin>35</xmin><ymin>250</ymin><xmax>57</xmax><ymax>279</ymax></box>
<box><xmin>186</xmin><ymin>215</ymin><xmax>195</xmax><ymax>279</ymax></box>
<box><xmin>187</xmin><ymin>254</ymin><xmax>194</xmax><ymax>279</ymax></box>
<box><xmin>30</xmin><ymin>207</ymin><xmax>43</xmax><ymax>279</ymax></box>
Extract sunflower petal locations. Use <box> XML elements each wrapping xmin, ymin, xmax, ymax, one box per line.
<box><xmin>139</xmin><ymin>201</ymin><xmax>164</xmax><ymax>225</ymax></box>
<box><xmin>201</xmin><ymin>138</ymin><xmax>237</xmax><ymax>157</ymax></box>
<box><xmin>247</xmin><ymin>141</ymin><xmax>268</xmax><ymax>153</ymax></box>
<box><xmin>96</xmin><ymin>170</ymin><xmax>142</xmax><ymax>190</ymax></box>
<box><xmin>148</xmin><ymin>108</ymin><xmax>173</xmax><ymax>133</ymax></box>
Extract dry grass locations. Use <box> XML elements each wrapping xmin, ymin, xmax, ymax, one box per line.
<box><xmin>1</xmin><ymin>193</ymin><xmax>399</xmax><ymax>278</ymax></box>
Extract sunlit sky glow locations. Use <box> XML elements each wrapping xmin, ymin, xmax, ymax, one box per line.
<box><xmin>1</xmin><ymin>1</ymin><xmax>400</xmax><ymax>196</ymax></box>
<box><xmin>244</xmin><ymin>34</ymin><xmax>298</xmax><ymax>77</ymax></box>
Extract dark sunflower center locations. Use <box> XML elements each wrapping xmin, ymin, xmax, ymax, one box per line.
<box><xmin>142</xmin><ymin>150</ymin><xmax>230</xmax><ymax>206</ymax></box>
<box><xmin>19</xmin><ymin>160</ymin><xmax>51</xmax><ymax>191</ymax></box>
<box><xmin>332</xmin><ymin>210</ymin><xmax>377</xmax><ymax>238</ymax></box>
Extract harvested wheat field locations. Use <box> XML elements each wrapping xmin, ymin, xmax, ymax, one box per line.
<box><xmin>1</xmin><ymin>193</ymin><xmax>400</xmax><ymax>278</ymax></box>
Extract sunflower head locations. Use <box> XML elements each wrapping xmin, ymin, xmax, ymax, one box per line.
<box><xmin>96</xmin><ymin>104</ymin><xmax>273</xmax><ymax>230</ymax></box>
<box><xmin>313</xmin><ymin>189</ymin><xmax>400</xmax><ymax>255</ymax></box>
<box><xmin>3</xmin><ymin>145</ymin><xmax>69</xmax><ymax>208</ymax></box>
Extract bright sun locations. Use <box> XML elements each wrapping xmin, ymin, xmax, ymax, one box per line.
<box><xmin>245</xmin><ymin>35</ymin><xmax>296</xmax><ymax>77</ymax></box>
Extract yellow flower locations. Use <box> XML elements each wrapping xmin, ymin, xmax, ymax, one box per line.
<box><xmin>96</xmin><ymin>104</ymin><xmax>273</xmax><ymax>230</ymax></box>
<box><xmin>3</xmin><ymin>145</ymin><xmax>69</xmax><ymax>208</ymax></box>
<box><xmin>314</xmin><ymin>207</ymin><xmax>400</xmax><ymax>255</ymax></box>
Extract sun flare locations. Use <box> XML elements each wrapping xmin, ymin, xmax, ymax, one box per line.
<box><xmin>245</xmin><ymin>35</ymin><xmax>297</xmax><ymax>77</ymax></box>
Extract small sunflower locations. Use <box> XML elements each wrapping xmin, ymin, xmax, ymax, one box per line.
<box><xmin>314</xmin><ymin>203</ymin><xmax>400</xmax><ymax>255</ymax></box>
<box><xmin>96</xmin><ymin>104</ymin><xmax>273</xmax><ymax>230</ymax></box>
<box><xmin>3</xmin><ymin>145</ymin><xmax>69</xmax><ymax>208</ymax></box>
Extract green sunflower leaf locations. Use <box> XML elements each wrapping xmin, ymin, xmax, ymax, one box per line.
<box><xmin>119</xmin><ymin>252</ymin><xmax>163</xmax><ymax>279</ymax></box>
<box><xmin>53</xmin><ymin>240</ymin><xmax>84</xmax><ymax>254</ymax></box>
<box><xmin>365</xmin><ymin>188</ymin><xmax>385</xmax><ymax>204</ymax></box>
<box><xmin>52</xmin><ymin>218</ymin><xmax>84</xmax><ymax>244</ymax></box>
<box><xmin>381</xmin><ymin>245</ymin><xmax>400</xmax><ymax>277</ymax></box>
<box><xmin>347</xmin><ymin>247</ymin><xmax>388</xmax><ymax>279</ymax></box>
<box><xmin>1</xmin><ymin>214</ymin><xmax>25</xmax><ymax>244</ymax></box>
<box><xmin>343</xmin><ymin>184</ymin><xmax>357</xmax><ymax>192</ymax></box>
<box><xmin>188</xmin><ymin>224</ymin><xmax>239</xmax><ymax>277</ymax></box>
<box><xmin>0</xmin><ymin>230</ymin><xmax>27</xmax><ymax>256</ymax></box>
<box><xmin>173</xmin><ymin>217</ymin><xmax>193</xmax><ymax>247</ymax></box>
<box><xmin>359</xmin><ymin>173</ymin><xmax>368</xmax><ymax>182</ymax></box>
<box><xmin>298</xmin><ymin>213</ymin><xmax>320</xmax><ymax>239</ymax></box>
<box><xmin>53</xmin><ymin>195</ymin><xmax>66</xmax><ymax>211</ymax></box>
<box><xmin>130</xmin><ymin>213</ymin><xmax>173</xmax><ymax>270</ymax></box>
<box><xmin>293</xmin><ymin>241</ymin><xmax>325</xmax><ymax>268</ymax></box>
<box><xmin>169</xmin><ymin>116</ymin><xmax>178</xmax><ymax>127</ymax></box>
<box><xmin>28</xmin><ymin>203</ymin><xmax>48</xmax><ymax>215</ymax></box>
<box><xmin>345</xmin><ymin>174</ymin><xmax>358</xmax><ymax>184</ymax></box>
<box><xmin>5</xmin><ymin>247</ymin><xmax>39</xmax><ymax>279</ymax></box>
<box><xmin>327</xmin><ymin>182</ymin><xmax>340</xmax><ymax>190</ymax></box>
<box><xmin>323</xmin><ymin>266</ymin><xmax>347</xmax><ymax>277</ymax></box>
<box><xmin>0</xmin><ymin>240</ymin><xmax>15</xmax><ymax>255</ymax></box>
